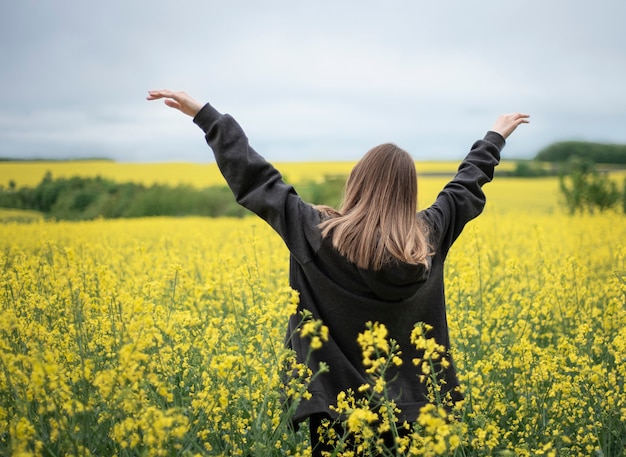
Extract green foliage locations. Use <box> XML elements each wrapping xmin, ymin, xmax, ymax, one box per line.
<box><xmin>559</xmin><ymin>156</ymin><xmax>622</xmax><ymax>214</ymax></box>
<box><xmin>498</xmin><ymin>161</ymin><xmax>556</xmax><ymax>178</ymax></box>
<box><xmin>536</xmin><ymin>141</ymin><xmax>626</xmax><ymax>164</ymax></box>
<box><xmin>0</xmin><ymin>173</ymin><xmax>347</xmax><ymax>221</ymax></box>
<box><xmin>296</xmin><ymin>175</ymin><xmax>346</xmax><ymax>208</ymax></box>
<box><xmin>0</xmin><ymin>173</ymin><xmax>249</xmax><ymax>220</ymax></box>
<box><xmin>622</xmin><ymin>178</ymin><xmax>626</xmax><ymax>214</ymax></box>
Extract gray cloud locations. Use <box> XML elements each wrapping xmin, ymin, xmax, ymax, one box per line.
<box><xmin>1</xmin><ymin>0</ymin><xmax>625</xmax><ymax>162</ymax></box>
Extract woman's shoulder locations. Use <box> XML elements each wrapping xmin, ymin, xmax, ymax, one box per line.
<box><xmin>314</xmin><ymin>205</ymin><xmax>341</xmax><ymax>220</ymax></box>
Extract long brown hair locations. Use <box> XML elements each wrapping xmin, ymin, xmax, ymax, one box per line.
<box><xmin>317</xmin><ymin>143</ymin><xmax>431</xmax><ymax>270</ymax></box>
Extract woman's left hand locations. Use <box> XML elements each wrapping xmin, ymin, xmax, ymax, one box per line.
<box><xmin>490</xmin><ymin>113</ymin><xmax>530</xmax><ymax>140</ymax></box>
<box><xmin>146</xmin><ymin>90</ymin><xmax>203</xmax><ymax>117</ymax></box>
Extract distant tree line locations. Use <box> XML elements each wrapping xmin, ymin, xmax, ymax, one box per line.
<box><xmin>535</xmin><ymin>141</ymin><xmax>626</xmax><ymax>164</ymax></box>
<box><xmin>0</xmin><ymin>172</ymin><xmax>347</xmax><ymax>221</ymax></box>
<box><xmin>498</xmin><ymin>140</ymin><xmax>626</xmax><ymax>178</ymax></box>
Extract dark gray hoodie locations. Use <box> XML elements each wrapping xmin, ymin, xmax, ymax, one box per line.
<box><xmin>193</xmin><ymin>103</ymin><xmax>505</xmax><ymax>423</ymax></box>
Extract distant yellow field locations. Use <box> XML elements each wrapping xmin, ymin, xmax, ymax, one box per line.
<box><xmin>417</xmin><ymin>177</ymin><xmax>562</xmax><ymax>214</ymax></box>
<box><xmin>0</xmin><ymin>160</ymin><xmax>517</xmax><ymax>189</ymax></box>
<box><xmin>0</xmin><ymin>161</ymin><xmax>226</xmax><ymax>188</ymax></box>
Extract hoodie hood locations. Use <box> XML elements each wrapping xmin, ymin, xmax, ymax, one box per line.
<box><xmin>358</xmin><ymin>257</ymin><xmax>431</xmax><ymax>301</ymax></box>
<box><xmin>316</xmin><ymin>235</ymin><xmax>432</xmax><ymax>302</ymax></box>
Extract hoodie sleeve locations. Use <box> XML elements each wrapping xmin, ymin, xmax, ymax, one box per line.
<box><xmin>423</xmin><ymin>131</ymin><xmax>505</xmax><ymax>254</ymax></box>
<box><xmin>192</xmin><ymin>102</ymin><xmax>320</xmax><ymax>263</ymax></box>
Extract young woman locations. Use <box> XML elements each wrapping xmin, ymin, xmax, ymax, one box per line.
<box><xmin>147</xmin><ymin>90</ymin><xmax>529</xmax><ymax>454</ymax></box>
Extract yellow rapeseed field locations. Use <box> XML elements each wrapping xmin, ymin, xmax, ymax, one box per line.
<box><xmin>1</xmin><ymin>163</ymin><xmax>625</xmax><ymax>456</ymax></box>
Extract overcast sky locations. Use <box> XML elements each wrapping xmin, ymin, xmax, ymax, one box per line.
<box><xmin>1</xmin><ymin>0</ymin><xmax>625</xmax><ymax>162</ymax></box>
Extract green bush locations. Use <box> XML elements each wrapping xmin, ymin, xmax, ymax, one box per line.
<box><xmin>559</xmin><ymin>156</ymin><xmax>621</xmax><ymax>214</ymax></box>
<box><xmin>297</xmin><ymin>175</ymin><xmax>346</xmax><ymax>208</ymax></box>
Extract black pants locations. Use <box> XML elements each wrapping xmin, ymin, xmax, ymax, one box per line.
<box><xmin>309</xmin><ymin>413</ymin><xmax>402</xmax><ymax>457</ymax></box>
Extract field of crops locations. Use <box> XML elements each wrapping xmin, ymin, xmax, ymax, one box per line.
<box><xmin>1</xmin><ymin>161</ymin><xmax>625</xmax><ymax>456</ymax></box>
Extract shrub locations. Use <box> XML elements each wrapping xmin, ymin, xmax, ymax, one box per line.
<box><xmin>559</xmin><ymin>156</ymin><xmax>621</xmax><ymax>214</ymax></box>
<box><xmin>500</xmin><ymin>161</ymin><xmax>555</xmax><ymax>178</ymax></box>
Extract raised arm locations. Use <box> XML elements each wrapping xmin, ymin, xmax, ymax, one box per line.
<box><xmin>147</xmin><ymin>89</ymin><xmax>321</xmax><ymax>262</ymax></box>
<box><xmin>147</xmin><ymin>90</ymin><xmax>292</xmax><ymax>220</ymax></box>
<box><xmin>423</xmin><ymin>113</ymin><xmax>529</xmax><ymax>254</ymax></box>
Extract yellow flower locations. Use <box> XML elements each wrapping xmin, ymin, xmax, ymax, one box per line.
<box><xmin>346</xmin><ymin>407</ymin><xmax>378</xmax><ymax>434</ymax></box>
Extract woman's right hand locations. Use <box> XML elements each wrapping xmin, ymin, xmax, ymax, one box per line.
<box><xmin>491</xmin><ymin>113</ymin><xmax>530</xmax><ymax>139</ymax></box>
<box><xmin>146</xmin><ymin>90</ymin><xmax>204</xmax><ymax>118</ymax></box>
